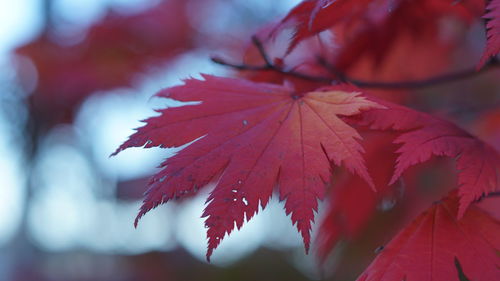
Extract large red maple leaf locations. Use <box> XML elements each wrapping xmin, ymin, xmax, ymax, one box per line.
<box><xmin>357</xmin><ymin>192</ymin><xmax>500</xmax><ymax>281</ymax></box>
<box><xmin>478</xmin><ymin>0</ymin><xmax>500</xmax><ymax>68</ymax></box>
<box><xmin>113</xmin><ymin>75</ymin><xmax>383</xmax><ymax>259</ymax></box>
<box><xmin>354</xmin><ymin>100</ymin><xmax>500</xmax><ymax>219</ymax></box>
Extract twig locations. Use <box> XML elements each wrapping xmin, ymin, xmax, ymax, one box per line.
<box><xmin>212</xmin><ymin>37</ymin><xmax>500</xmax><ymax>90</ymax></box>
<box><xmin>472</xmin><ymin>191</ymin><xmax>500</xmax><ymax>205</ymax></box>
<box><xmin>317</xmin><ymin>57</ymin><xmax>499</xmax><ymax>89</ymax></box>
<box><xmin>484</xmin><ymin>191</ymin><xmax>500</xmax><ymax>199</ymax></box>
<box><xmin>251</xmin><ymin>36</ymin><xmax>272</xmax><ymax>66</ymax></box>
<box><xmin>212</xmin><ymin>37</ymin><xmax>335</xmax><ymax>83</ymax></box>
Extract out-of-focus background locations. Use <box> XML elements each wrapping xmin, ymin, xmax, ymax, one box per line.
<box><xmin>0</xmin><ymin>0</ymin><xmax>332</xmax><ymax>280</ymax></box>
<box><xmin>2</xmin><ymin>1</ymin><xmax>500</xmax><ymax>281</ymax></box>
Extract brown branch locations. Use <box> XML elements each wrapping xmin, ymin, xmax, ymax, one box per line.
<box><xmin>317</xmin><ymin>57</ymin><xmax>500</xmax><ymax>89</ymax></box>
<box><xmin>211</xmin><ymin>57</ymin><xmax>332</xmax><ymax>83</ymax></box>
<box><xmin>212</xmin><ymin>36</ymin><xmax>500</xmax><ymax>90</ymax></box>
<box><xmin>212</xmin><ymin>35</ymin><xmax>334</xmax><ymax>83</ymax></box>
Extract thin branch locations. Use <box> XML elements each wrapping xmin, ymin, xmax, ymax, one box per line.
<box><xmin>211</xmin><ymin>57</ymin><xmax>333</xmax><ymax>83</ymax></box>
<box><xmin>42</xmin><ymin>0</ymin><xmax>54</xmax><ymax>31</ymax></box>
<box><xmin>317</xmin><ymin>57</ymin><xmax>500</xmax><ymax>89</ymax></box>
<box><xmin>212</xmin><ymin>37</ymin><xmax>500</xmax><ymax>90</ymax></box>
<box><xmin>211</xmin><ymin>57</ymin><xmax>267</xmax><ymax>71</ymax></box>
<box><xmin>472</xmin><ymin>191</ymin><xmax>500</xmax><ymax>205</ymax></box>
<box><xmin>484</xmin><ymin>191</ymin><xmax>500</xmax><ymax>199</ymax></box>
<box><xmin>251</xmin><ymin>35</ymin><xmax>273</xmax><ymax>66</ymax></box>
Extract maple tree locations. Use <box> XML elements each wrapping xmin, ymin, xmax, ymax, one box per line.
<box><xmin>14</xmin><ymin>0</ymin><xmax>500</xmax><ymax>280</ymax></box>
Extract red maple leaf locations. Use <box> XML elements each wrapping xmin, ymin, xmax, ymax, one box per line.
<box><xmin>354</xmin><ymin>99</ymin><xmax>500</xmax><ymax>219</ymax></box>
<box><xmin>275</xmin><ymin>0</ymin><xmax>382</xmax><ymax>52</ymax></box>
<box><xmin>478</xmin><ymin>0</ymin><xmax>500</xmax><ymax>68</ymax></box>
<box><xmin>113</xmin><ymin>75</ymin><xmax>383</xmax><ymax>259</ymax></box>
<box><xmin>316</xmin><ymin>132</ymin><xmax>399</xmax><ymax>262</ymax></box>
<box><xmin>357</xmin><ymin>191</ymin><xmax>500</xmax><ymax>281</ymax></box>
<box><xmin>276</xmin><ymin>0</ymin><xmax>483</xmax><ymax>56</ymax></box>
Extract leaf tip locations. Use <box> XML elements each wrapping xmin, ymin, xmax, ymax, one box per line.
<box><xmin>299</xmin><ymin>227</ymin><xmax>311</xmax><ymax>255</ymax></box>
<box><xmin>206</xmin><ymin>241</ymin><xmax>217</xmax><ymax>263</ymax></box>
<box><xmin>206</xmin><ymin>251</ymin><xmax>212</xmax><ymax>263</ymax></box>
<box><xmin>134</xmin><ymin>213</ymin><xmax>143</xmax><ymax>228</ymax></box>
<box><xmin>134</xmin><ymin>204</ymin><xmax>151</xmax><ymax>228</ymax></box>
<box><xmin>109</xmin><ymin>149</ymin><xmax>120</xmax><ymax>158</ymax></box>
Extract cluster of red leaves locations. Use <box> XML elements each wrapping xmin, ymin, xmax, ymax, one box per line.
<box><xmin>113</xmin><ymin>0</ymin><xmax>500</xmax><ymax>279</ymax></box>
<box><xmin>275</xmin><ymin>0</ymin><xmax>485</xmax><ymax>80</ymax></box>
<box><xmin>15</xmin><ymin>0</ymin><xmax>194</xmax><ymax>125</ymax></box>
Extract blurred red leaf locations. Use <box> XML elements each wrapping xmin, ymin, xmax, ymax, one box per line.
<box><xmin>277</xmin><ymin>0</ymin><xmax>483</xmax><ymax>55</ymax></box>
<box><xmin>357</xmin><ymin>192</ymin><xmax>500</xmax><ymax>281</ymax></box>
<box><xmin>275</xmin><ymin>0</ymin><xmax>385</xmax><ymax>53</ymax></box>
<box><xmin>16</xmin><ymin>0</ymin><xmax>194</xmax><ymax>124</ymax></box>
<box><xmin>273</xmin><ymin>0</ymin><xmax>484</xmax><ymax>82</ymax></box>
<box><xmin>478</xmin><ymin>0</ymin><xmax>500</xmax><ymax>68</ymax></box>
<box><xmin>356</xmin><ymin>99</ymin><xmax>500</xmax><ymax>219</ymax></box>
<box><xmin>316</xmin><ymin>132</ymin><xmax>399</xmax><ymax>262</ymax></box>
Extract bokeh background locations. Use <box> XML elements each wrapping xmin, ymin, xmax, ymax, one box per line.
<box><xmin>1</xmin><ymin>0</ymin><xmax>499</xmax><ymax>281</ymax></box>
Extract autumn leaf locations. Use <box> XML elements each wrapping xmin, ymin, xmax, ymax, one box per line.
<box><xmin>354</xmin><ymin>99</ymin><xmax>500</xmax><ymax>218</ymax></box>
<box><xmin>316</xmin><ymin>132</ymin><xmax>399</xmax><ymax>262</ymax></box>
<box><xmin>356</xmin><ymin>192</ymin><xmax>500</xmax><ymax>281</ymax></box>
<box><xmin>390</xmin><ymin>122</ymin><xmax>500</xmax><ymax>219</ymax></box>
<box><xmin>478</xmin><ymin>0</ymin><xmax>500</xmax><ymax>68</ymax></box>
<box><xmin>331</xmin><ymin>0</ymin><xmax>483</xmax><ymax>76</ymax></box>
<box><xmin>275</xmin><ymin>0</ymin><xmax>483</xmax><ymax>56</ymax></box>
<box><xmin>113</xmin><ymin>75</ymin><xmax>382</xmax><ymax>259</ymax></box>
<box><xmin>274</xmin><ymin>0</ymin><xmax>375</xmax><ymax>52</ymax></box>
